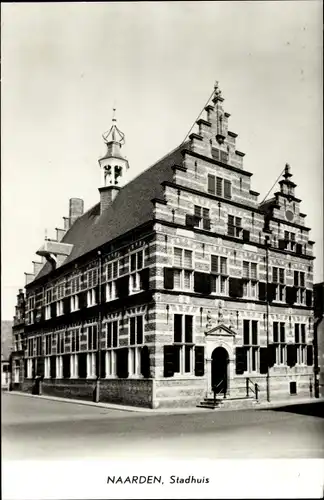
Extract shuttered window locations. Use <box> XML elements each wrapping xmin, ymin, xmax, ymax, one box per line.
<box><xmin>224</xmin><ymin>180</ymin><xmax>231</xmax><ymax>199</ymax></box>
<box><xmin>208</xmin><ymin>174</ymin><xmax>216</xmax><ymax>194</ymax></box>
<box><xmin>216</xmin><ymin>177</ymin><xmax>223</xmax><ymax>196</ymax></box>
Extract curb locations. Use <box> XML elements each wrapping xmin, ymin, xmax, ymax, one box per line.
<box><xmin>5</xmin><ymin>390</ymin><xmax>323</xmax><ymax>415</ymax></box>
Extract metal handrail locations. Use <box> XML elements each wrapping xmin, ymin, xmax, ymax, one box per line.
<box><xmin>246</xmin><ymin>377</ymin><xmax>259</xmax><ymax>401</ymax></box>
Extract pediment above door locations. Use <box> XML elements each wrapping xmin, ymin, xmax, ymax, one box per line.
<box><xmin>205</xmin><ymin>324</ymin><xmax>236</xmax><ymax>338</ymax></box>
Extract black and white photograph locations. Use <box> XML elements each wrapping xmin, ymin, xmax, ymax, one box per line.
<box><xmin>1</xmin><ymin>1</ymin><xmax>323</xmax><ymax>499</ymax></box>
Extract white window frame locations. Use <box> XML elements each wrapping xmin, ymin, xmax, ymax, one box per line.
<box><xmin>173</xmin><ymin>247</ymin><xmax>194</xmax><ymax>292</ymax></box>
<box><xmin>56</xmin><ymin>300</ymin><xmax>64</xmax><ymax>316</ymax></box>
<box><xmin>105</xmin><ymin>281</ymin><xmax>116</xmax><ymax>302</ymax></box>
<box><xmin>173</xmin><ymin>314</ymin><xmax>195</xmax><ymax>376</ymax></box>
<box><xmin>70</xmin><ymin>354</ymin><xmax>79</xmax><ymax>378</ymax></box>
<box><xmin>87</xmin><ymin>352</ymin><xmax>96</xmax><ymax>379</ymax></box>
<box><xmin>87</xmin><ymin>288</ymin><xmax>96</xmax><ymax>307</ymax></box>
<box><xmin>70</xmin><ymin>294</ymin><xmax>79</xmax><ymax>312</ymax></box>
<box><xmin>56</xmin><ymin>355</ymin><xmax>63</xmax><ymax>379</ymax></box>
<box><xmin>243</xmin><ymin>320</ymin><xmax>259</xmax><ymax>374</ymax></box>
<box><xmin>129</xmin><ymin>249</ymin><xmax>145</xmax><ymax>294</ymax></box>
<box><xmin>193</xmin><ymin>205</ymin><xmax>211</xmax><ymax>230</ymax></box>
<box><xmin>128</xmin><ymin>315</ymin><xmax>145</xmax><ymax>378</ymax></box>
<box><xmin>242</xmin><ymin>262</ymin><xmax>258</xmax><ymax>299</ymax></box>
<box><xmin>45</xmin><ymin>305</ymin><xmax>51</xmax><ymax>320</ymax></box>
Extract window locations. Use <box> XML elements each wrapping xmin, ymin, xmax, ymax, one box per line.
<box><xmin>194</xmin><ymin>205</ymin><xmax>211</xmax><ymax>230</ymax></box>
<box><xmin>87</xmin><ymin>324</ymin><xmax>98</xmax><ymax>351</ymax></box>
<box><xmin>87</xmin><ymin>353</ymin><xmax>96</xmax><ymax>378</ymax></box>
<box><xmin>272</xmin><ymin>322</ymin><xmax>286</xmax><ymax>365</ymax></box>
<box><xmin>284</xmin><ymin>231</ymin><xmax>296</xmax><ymax>252</ymax></box>
<box><xmin>70</xmin><ymin>276</ymin><xmax>81</xmax><ymax>295</ymax></box>
<box><xmin>70</xmin><ymin>294</ymin><xmax>79</xmax><ymax>312</ymax></box>
<box><xmin>210</xmin><ymin>255</ymin><xmax>228</xmax><ymax>294</ymax></box>
<box><xmin>27</xmin><ymin>338</ymin><xmax>34</xmax><ymax>358</ymax></box>
<box><xmin>105</xmin><ymin>320</ymin><xmax>119</xmax><ymax>377</ymax></box>
<box><xmin>45</xmin><ymin>334</ymin><xmax>52</xmax><ymax>356</ymax></box>
<box><xmin>207</xmin><ymin>175</ymin><xmax>232</xmax><ymax>199</ymax></box>
<box><xmin>129</xmin><ymin>316</ymin><xmax>144</xmax><ymax>376</ymax></box>
<box><xmin>272</xmin><ymin>267</ymin><xmax>286</xmax><ymax>302</ymax></box>
<box><xmin>227</xmin><ymin>215</ymin><xmax>242</xmax><ymax>237</ymax></box>
<box><xmin>87</xmin><ymin>288</ymin><xmax>96</xmax><ymax>307</ymax></box>
<box><xmin>242</xmin><ymin>262</ymin><xmax>258</xmax><ymax>298</ymax></box>
<box><xmin>57</xmin><ymin>331</ymin><xmax>65</xmax><ymax>355</ymax></box>
<box><xmin>294</xmin><ymin>271</ymin><xmax>306</xmax><ymax>304</ymax></box>
<box><xmin>212</xmin><ymin>148</ymin><xmax>228</xmax><ymax>163</ymax></box>
<box><xmin>294</xmin><ymin>323</ymin><xmax>307</xmax><ymax>364</ymax></box>
<box><xmin>56</xmin><ymin>300</ymin><xmax>64</xmax><ymax>316</ymax></box>
<box><xmin>173</xmin><ymin>247</ymin><xmax>193</xmax><ymax>291</ymax></box>
<box><xmin>243</xmin><ymin>320</ymin><xmax>259</xmax><ymax>372</ymax></box>
<box><xmin>84</xmin><ymin>269</ymin><xmax>98</xmax><ymax>289</ymax></box>
<box><xmin>173</xmin><ymin>314</ymin><xmax>194</xmax><ymax>374</ymax></box>
<box><xmin>129</xmin><ymin>249</ymin><xmax>145</xmax><ymax>294</ymax></box>
<box><xmin>45</xmin><ymin>305</ymin><xmax>51</xmax><ymax>320</ymax></box>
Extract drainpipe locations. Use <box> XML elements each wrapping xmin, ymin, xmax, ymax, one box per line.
<box><xmin>265</xmin><ymin>235</ymin><xmax>271</xmax><ymax>403</ymax></box>
<box><xmin>95</xmin><ymin>250</ymin><xmax>102</xmax><ymax>403</ymax></box>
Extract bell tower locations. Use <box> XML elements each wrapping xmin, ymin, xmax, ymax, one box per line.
<box><xmin>98</xmin><ymin>109</ymin><xmax>129</xmax><ymax>212</ymax></box>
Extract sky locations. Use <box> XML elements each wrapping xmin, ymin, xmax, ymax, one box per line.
<box><xmin>1</xmin><ymin>1</ymin><xmax>323</xmax><ymax>320</ymax></box>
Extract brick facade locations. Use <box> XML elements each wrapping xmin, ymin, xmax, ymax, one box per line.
<box><xmin>12</xmin><ymin>83</ymin><xmax>316</xmax><ymax>409</ymax></box>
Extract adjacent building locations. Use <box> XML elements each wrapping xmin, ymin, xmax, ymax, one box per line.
<box><xmin>11</xmin><ymin>83</ymin><xmax>316</xmax><ymax>408</ymax></box>
<box><xmin>314</xmin><ymin>282</ymin><xmax>324</xmax><ymax>397</ymax></box>
<box><xmin>1</xmin><ymin>320</ymin><xmax>13</xmax><ymax>388</ymax></box>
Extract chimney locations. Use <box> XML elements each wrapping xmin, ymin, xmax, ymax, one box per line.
<box><xmin>99</xmin><ymin>186</ymin><xmax>120</xmax><ymax>214</ymax></box>
<box><xmin>56</xmin><ymin>227</ymin><xmax>66</xmax><ymax>242</ymax></box>
<box><xmin>63</xmin><ymin>217</ymin><xmax>70</xmax><ymax>230</ymax></box>
<box><xmin>69</xmin><ymin>198</ymin><xmax>84</xmax><ymax>227</ymax></box>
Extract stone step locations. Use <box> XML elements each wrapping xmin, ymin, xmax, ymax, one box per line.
<box><xmin>197</xmin><ymin>396</ymin><xmax>259</xmax><ymax>410</ymax></box>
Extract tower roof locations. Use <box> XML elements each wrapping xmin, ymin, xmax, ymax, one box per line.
<box><xmin>102</xmin><ymin>108</ymin><xmax>125</xmax><ymax>146</ymax></box>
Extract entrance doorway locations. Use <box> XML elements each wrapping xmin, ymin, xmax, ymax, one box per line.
<box><xmin>211</xmin><ymin>347</ymin><xmax>229</xmax><ymax>396</ymax></box>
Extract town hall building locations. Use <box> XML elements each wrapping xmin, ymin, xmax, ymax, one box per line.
<box><xmin>11</xmin><ymin>83</ymin><xmax>315</xmax><ymax>409</ymax></box>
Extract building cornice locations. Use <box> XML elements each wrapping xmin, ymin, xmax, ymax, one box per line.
<box><xmin>154</xmin><ymin>218</ymin><xmax>315</xmax><ymax>260</ymax></box>
<box><xmin>181</xmin><ymin>148</ymin><xmax>253</xmax><ymax>177</ymax></box>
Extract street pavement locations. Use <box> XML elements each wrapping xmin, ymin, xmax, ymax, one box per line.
<box><xmin>2</xmin><ymin>392</ymin><xmax>324</xmax><ymax>460</ymax></box>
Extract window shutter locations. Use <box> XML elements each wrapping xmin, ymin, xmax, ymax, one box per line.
<box><xmin>229</xmin><ymin>278</ymin><xmax>244</xmax><ymax>298</ymax></box>
<box><xmin>95</xmin><ymin>287</ymin><xmax>100</xmax><ymax>305</ymax></box>
<box><xmin>185</xmin><ymin>214</ymin><xmax>196</xmax><ymax>228</ymax></box>
<box><xmin>101</xmin><ymin>285</ymin><xmax>107</xmax><ymax>304</ymax></box>
<box><xmin>259</xmin><ymin>347</ymin><xmax>268</xmax><ymax>374</ymax></box>
<box><xmin>287</xmin><ymin>344</ymin><xmax>297</xmax><ymax>368</ymax></box>
<box><xmin>296</xmin><ymin>243</ymin><xmax>303</xmax><ymax>255</ymax></box>
<box><xmin>203</xmin><ymin>218</ymin><xmax>211</xmax><ymax>230</ymax></box>
<box><xmin>164</xmin><ymin>267</ymin><xmax>174</xmax><ymax>290</ymax></box>
<box><xmin>242</xmin><ymin>229</ymin><xmax>250</xmax><ymax>242</ymax></box>
<box><xmin>36</xmin><ymin>356</ymin><xmax>45</xmax><ymax>377</ymax></box>
<box><xmin>100</xmin><ymin>351</ymin><xmax>106</xmax><ymax>378</ymax></box>
<box><xmin>278</xmin><ymin>239</ymin><xmax>287</xmax><ymax>250</ymax></box>
<box><xmin>63</xmin><ymin>297</ymin><xmax>70</xmax><ymax>315</ymax></box>
<box><xmin>50</xmin><ymin>356</ymin><xmax>56</xmax><ymax>378</ymax></box>
<box><xmin>139</xmin><ymin>268</ymin><xmax>150</xmax><ymax>290</ymax></box>
<box><xmin>140</xmin><ymin>346</ymin><xmax>150</xmax><ymax>378</ymax></box>
<box><xmin>306</xmin><ymin>289</ymin><xmax>312</xmax><ymax>307</ymax></box>
<box><xmin>224</xmin><ymin>180</ymin><xmax>231</xmax><ymax>199</ymax></box>
<box><xmin>78</xmin><ymin>353</ymin><xmax>87</xmax><ymax>378</ymax></box>
<box><xmin>216</xmin><ymin>177</ymin><xmax>223</xmax><ymax>196</ymax></box>
<box><xmin>32</xmin><ymin>359</ymin><xmax>36</xmax><ymax>379</ymax></box>
<box><xmin>268</xmin><ymin>344</ymin><xmax>276</xmax><ymax>367</ymax></box>
<box><xmin>286</xmin><ymin>286</ymin><xmax>297</xmax><ymax>306</ymax></box>
<box><xmin>50</xmin><ymin>303</ymin><xmax>56</xmax><ymax>319</ymax></box>
<box><xmin>211</xmin><ymin>255</ymin><xmax>219</xmax><ymax>274</ymax></box>
<box><xmin>116</xmin><ymin>348</ymin><xmax>129</xmax><ymax>378</ymax></box>
<box><xmin>63</xmin><ymin>354</ymin><xmax>71</xmax><ymax>379</ymax></box>
<box><xmin>163</xmin><ymin>345</ymin><xmax>175</xmax><ymax>377</ymax></box>
<box><xmin>194</xmin><ymin>346</ymin><xmax>205</xmax><ymax>376</ymax></box>
<box><xmin>194</xmin><ymin>272</ymin><xmax>211</xmax><ymax>294</ymax></box>
<box><xmin>267</xmin><ymin>283</ymin><xmax>277</xmax><ymax>303</ymax></box>
<box><xmin>207</xmin><ymin>174</ymin><xmax>215</xmax><ymax>194</ymax></box>
<box><xmin>235</xmin><ymin>347</ymin><xmax>247</xmax><ymax>375</ymax></box>
<box><xmin>307</xmin><ymin>345</ymin><xmax>313</xmax><ymax>366</ymax></box>
<box><xmin>258</xmin><ymin>282</ymin><xmax>266</xmax><ymax>301</ymax></box>
<box><xmin>116</xmin><ymin>276</ymin><xmax>129</xmax><ymax>299</ymax></box>
<box><xmin>78</xmin><ymin>291</ymin><xmax>87</xmax><ymax>309</ymax></box>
